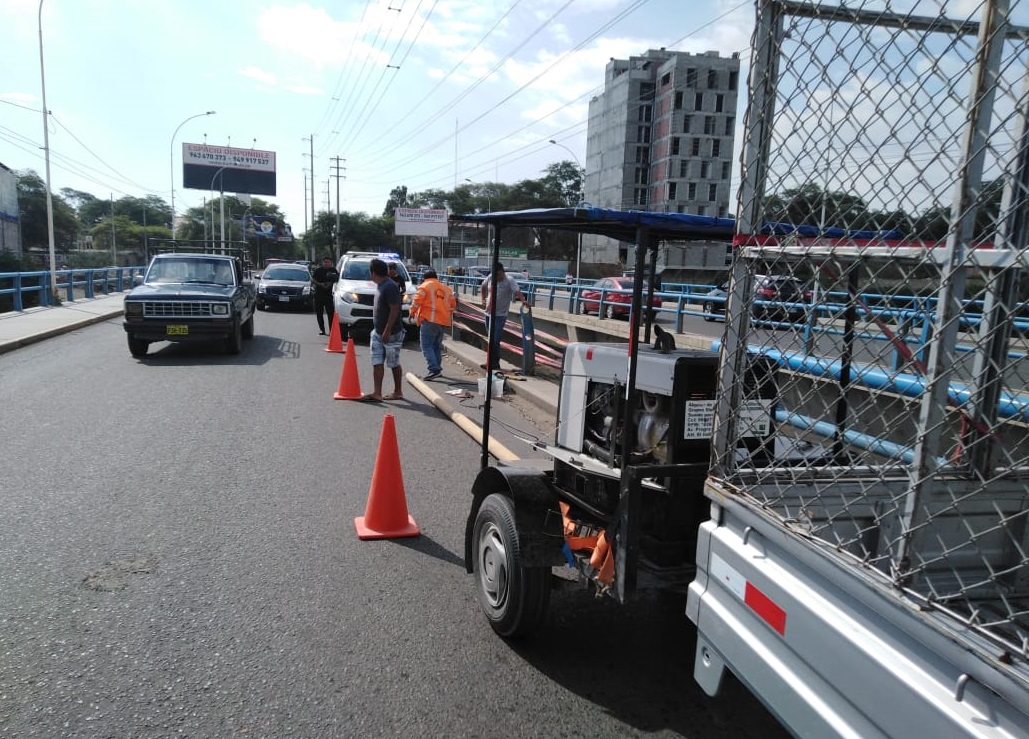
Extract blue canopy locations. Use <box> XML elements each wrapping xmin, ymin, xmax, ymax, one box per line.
<box><xmin>449</xmin><ymin>206</ymin><xmax>900</xmax><ymax>242</ymax></box>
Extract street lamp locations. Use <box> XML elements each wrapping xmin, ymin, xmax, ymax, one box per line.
<box><xmin>169</xmin><ymin>111</ymin><xmax>216</xmax><ymax>240</ymax></box>
<box><xmin>548</xmin><ymin>139</ymin><xmax>584</xmax><ymax>280</ymax></box>
<box><xmin>38</xmin><ymin>0</ymin><xmax>58</xmax><ymax>300</ymax></box>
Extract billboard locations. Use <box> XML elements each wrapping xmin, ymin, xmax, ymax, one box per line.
<box><xmin>394</xmin><ymin>207</ymin><xmax>448</xmax><ymax>237</ymax></box>
<box><xmin>182</xmin><ymin>143</ymin><xmax>277</xmax><ymax>196</ymax></box>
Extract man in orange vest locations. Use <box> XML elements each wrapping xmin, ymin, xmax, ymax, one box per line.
<box><xmin>411</xmin><ymin>269</ymin><xmax>456</xmax><ymax>380</ymax></box>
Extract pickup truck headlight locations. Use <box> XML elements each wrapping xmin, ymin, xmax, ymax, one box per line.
<box><xmin>125</xmin><ymin>302</ymin><xmax>143</xmax><ymax>317</ymax></box>
<box><xmin>258</xmin><ymin>284</ymin><xmax>268</xmax><ymax>294</ymax></box>
<box><xmin>302</xmin><ymin>285</ymin><xmax>312</xmax><ymax>296</ymax></box>
<box><xmin>340</xmin><ymin>291</ymin><xmax>360</xmax><ymax>303</ymax></box>
<box><xmin>401</xmin><ymin>293</ymin><xmax>410</xmax><ymax>304</ymax></box>
<box><xmin>212</xmin><ymin>303</ymin><xmax>229</xmax><ymax>316</ymax></box>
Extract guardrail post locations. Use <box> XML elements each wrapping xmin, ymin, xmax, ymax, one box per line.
<box><xmin>14</xmin><ymin>273</ymin><xmax>23</xmax><ymax>311</ymax></box>
<box><xmin>85</xmin><ymin>269</ymin><xmax>94</xmax><ymax>299</ymax></box>
<box><xmin>519</xmin><ymin>304</ymin><xmax>536</xmax><ymax>376</ymax></box>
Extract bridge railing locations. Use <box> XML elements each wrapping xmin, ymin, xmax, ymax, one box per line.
<box><xmin>0</xmin><ymin>266</ymin><xmax>146</xmax><ymax>312</ymax></box>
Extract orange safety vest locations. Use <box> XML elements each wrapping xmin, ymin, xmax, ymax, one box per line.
<box><xmin>411</xmin><ymin>278</ymin><xmax>456</xmax><ymax>327</ymax></box>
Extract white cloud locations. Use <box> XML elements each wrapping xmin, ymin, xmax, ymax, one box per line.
<box><xmin>238</xmin><ymin>66</ymin><xmax>278</xmax><ymax>85</ymax></box>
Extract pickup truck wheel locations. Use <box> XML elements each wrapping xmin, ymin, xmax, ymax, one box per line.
<box><xmin>225</xmin><ymin>319</ymin><xmax>243</xmax><ymax>354</ymax></box>
<box><xmin>127</xmin><ymin>336</ymin><xmax>149</xmax><ymax>357</ymax></box>
<box><xmin>472</xmin><ymin>493</ymin><xmax>550</xmax><ymax>638</ymax></box>
<box><xmin>242</xmin><ymin>313</ymin><xmax>255</xmax><ymax>340</ymax></box>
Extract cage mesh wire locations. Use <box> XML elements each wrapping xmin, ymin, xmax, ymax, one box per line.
<box><xmin>714</xmin><ymin>1</ymin><xmax>1029</xmax><ymax>658</ymax></box>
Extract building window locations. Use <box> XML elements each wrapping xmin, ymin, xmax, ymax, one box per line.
<box><xmin>640</xmin><ymin>82</ymin><xmax>655</xmax><ymax>101</ymax></box>
<box><xmin>668</xmin><ymin>182</ymin><xmax>678</xmax><ymax>200</ymax></box>
<box><xmin>712</xmin><ymin>139</ymin><xmax>721</xmax><ymax>157</ymax></box>
<box><xmin>660</xmin><ymin>72</ymin><xmax>671</xmax><ymax>86</ymax></box>
<box><xmin>635</xmin><ymin>147</ymin><xmax>649</xmax><ymax>164</ymax></box>
<box><xmin>637</xmin><ymin>126</ymin><xmax>651</xmax><ymax>143</ymax></box>
<box><xmin>634</xmin><ymin>188</ymin><xmax>648</xmax><ymax>206</ymax></box>
<box><xmin>728</xmin><ymin>70</ymin><xmax>739</xmax><ymax>90</ymax></box>
<box><xmin>700</xmin><ymin>161</ymin><xmax>710</xmax><ymax>178</ymax></box>
<box><xmin>680</xmin><ymin>160</ymin><xmax>689</xmax><ymax>178</ymax></box>
<box><xmin>725</xmin><ymin>116</ymin><xmax>735</xmax><ymax>135</ymax></box>
<box><xmin>674</xmin><ymin>91</ymin><xmax>683</xmax><ymax>109</ymax></box>
<box><xmin>691</xmin><ymin>138</ymin><xmax>701</xmax><ymax>156</ymax></box>
<box><xmin>638</xmin><ymin>105</ymin><xmax>652</xmax><ymax>122</ymax></box>
<box><xmin>671</xmin><ymin>137</ymin><xmax>680</xmax><ymax>155</ymax></box>
<box><xmin>722</xmin><ymin>161</ymin><xmax>732</xmax><ymax>179</ymax></box>
<box><xmin>718</xmin><ymin>205</ymin><xmax>728</xmax><ymax>218</ymax></box>
<box><xmin>685</xmin><ymin>67</ymin><xmax>697</xmax><ymax>87</ymax></box>
<box><xmin>695</xmin><ymin>93</ymin><xmax>704</xmax><ymax>110</ymax></box>
<box><xmin>683</xmin><ymin>115</ymin><xmax>691</xmax><ymax>133</ymax></box>
<box><xmin>634</xmin><ymin>167</ymin><xmax>649</xmax><ymax>185</ymax></box>
<box><xmin>707</xmin><ymin>70</ymin><xmax>718</xmax><ymax>88</ymax></box>
<box><xmin>698</xmin><ymin>205</ymin><xmax>707</xmax><ymax>216</ymax></box>
<box><xmin>687</xmin><ymin>182</ymin><xmax>697</xmax><ymax>200</ymax></box>
<box><xmin>715</xmin><ymin>94</ymin><xmax>724</xmax><ymax>113</ymax></box>
<box><xmin>704</xmin><ymin>116</ymin><xmax>716</xmax><ymax>135</ymax></box>
<box><xmin>709</xmin><ymin>183</ymin><xmax>718</xmax><ymax>201</ymax></box>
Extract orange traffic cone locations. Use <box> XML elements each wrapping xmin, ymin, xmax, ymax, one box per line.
<box><xmin>333</xmin><ymin>338</ymin><xmax>363</xmax><ymax>400</ymax></box>
<box><xmin>355</xmin><ymin>414</ymin><xmax>419</xmax><ymax>540</ymax></box>
<box><xmin>324</xmin><ymin>319</ymin><xmax>344</xmax><ymax>353</ymax></box>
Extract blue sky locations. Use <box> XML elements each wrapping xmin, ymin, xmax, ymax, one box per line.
<box><xmin>1</xmin><ymin>0</ymin><xmax>752</xmax><ymax>233</ymax></box>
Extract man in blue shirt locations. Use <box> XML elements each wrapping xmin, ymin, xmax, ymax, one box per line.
<box><xmin>360</xmin><ymin>258</ymin><xmax>405</xmax><ymax>401</ymax></box>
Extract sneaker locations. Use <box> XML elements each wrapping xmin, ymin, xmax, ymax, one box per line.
<box><xmin>422</xmin><ymin>371</ymin><xmax>441</xmax><ymax>380</ymax></box>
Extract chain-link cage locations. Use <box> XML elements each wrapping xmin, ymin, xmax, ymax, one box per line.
<box><xmin>714</xmin><ymin>0</ymin><xmax>1029</xmax><ymax>662</ymax></box>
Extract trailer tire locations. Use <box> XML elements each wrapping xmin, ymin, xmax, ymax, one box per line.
<box><xmin>472</xmin><ymin>493</ymin><xmax>550</xmax><ymax>638</ymax></box>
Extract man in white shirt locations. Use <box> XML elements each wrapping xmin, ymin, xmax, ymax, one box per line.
<box><xmin>479</xmin><ymin>263</ymin><xmax>525</xmax><ymax>371</ymax></box>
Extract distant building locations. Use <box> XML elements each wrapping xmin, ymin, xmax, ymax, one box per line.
<box><xmin>583</xmin><ymin>49</ymin><xmax>741</xmax><ymax>266</ymax></box>
<box><xmin>0</xmin><ymin>162</ymin><xmax>21</xmax><ymax>258</ymax></box>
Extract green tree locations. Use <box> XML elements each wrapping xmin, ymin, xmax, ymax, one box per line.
<box><xmin>16</xmin><ymin>170</ymin><xmax>80</xmax><ymax>250</ymax></box>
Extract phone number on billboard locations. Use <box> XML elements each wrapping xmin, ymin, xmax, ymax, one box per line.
<box><xmin>186</xmin><ymin>152</ymin><xmax>271</xmax><ymax>166</ymax></box>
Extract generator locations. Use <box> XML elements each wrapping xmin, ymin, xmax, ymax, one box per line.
<box><xmin>464</xmin><ymin>340</ymin><xmax>778</xmax><ymax>637</ymax></box>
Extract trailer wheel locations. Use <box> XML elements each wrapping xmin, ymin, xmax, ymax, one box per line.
<box><xmin>472</xmin><ymin>493</ymin><xmax>550</xmax><ymax>638</ymax></box>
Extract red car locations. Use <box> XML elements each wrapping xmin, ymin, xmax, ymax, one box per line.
<box><xmin>579</xmin><ymin>277</ymin><xmax>663</xmax><ymax>319</ymax></box>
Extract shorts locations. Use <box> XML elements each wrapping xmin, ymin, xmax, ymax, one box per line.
<box><xmin>370</xmin><ymin>329</ymin><xmax>403</xmax><ymax>368</ymax></box>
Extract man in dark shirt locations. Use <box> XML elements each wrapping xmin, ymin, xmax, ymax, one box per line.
<box><xmin>360</xmin><ymin>258</ymin><xmax>404</xmax><ymax>401</ymax></box>
<box><xmin>311</xmin><ymin>255</ymin><xmax>339</xmax><ymax>335</ymax></box>
<box><xmin>388</xmin><ymin>262</ymin><xmax>407</xmax><ymax>293</ymax></box>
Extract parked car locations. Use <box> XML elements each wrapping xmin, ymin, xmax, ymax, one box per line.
<box><xmin>123</xmin><ymin>250</ymin><xmax>256</xmax><ymax>357</ymax></box>
<box><xmin>331</xmin><ymin>252</ymin><xmax>416</xmax><ymax>339</ymax></box>
<box><xmin>257</xmin><ymin>263</ymin><xmax>314</xmax><ymax>311</ymax></box>
<box><xmin>579</xmin><ymin>277</ymin><xmax>663</xmax><ymax>319</ymax></box>
<box><xmin>702</xmin><ymin>275</ymin><xmax>811</xmax><ymax>323</ymax></box>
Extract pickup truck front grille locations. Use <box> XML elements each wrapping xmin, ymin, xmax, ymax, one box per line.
<box><xmin>142</xmin><ymin>301</ymin><xmax>222</xmax><ymax>318</ymax></box>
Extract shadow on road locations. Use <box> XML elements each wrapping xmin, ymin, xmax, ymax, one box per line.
<box><xmin>507</xmin><ymin>586</ymin><xmax>790</xmax><ymax>738</ymax></box>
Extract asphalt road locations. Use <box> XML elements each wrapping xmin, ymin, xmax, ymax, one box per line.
<box><xmin>0</xmin><ymin>308</ymin><xmax>790</xmax><ymax>738</ymax></box>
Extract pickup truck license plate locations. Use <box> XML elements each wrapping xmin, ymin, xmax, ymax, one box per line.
<box><xmin>166</xmin><ymin>325</ymin><xmax>189</xmax><ymax>336</ymax></box>
<box><xmin>278</xmin><ymin>296</ymin><xmax>290</xmax><ymax>302</ymax></box>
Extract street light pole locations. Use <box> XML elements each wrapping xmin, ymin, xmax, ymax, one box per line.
<box><xmin>548</xmin><ymin>139</ymin><xmax>584</xmax><ymax>280</ymax></box>
<box><xmin>169</xmin><ymin>110</ymin><xmax>215</xmax><ymax>241</ymax></box>
<box><xmin>38</xmin><ymin>0</ymin><xmax>58</xmax><ymax>300</ymax></box>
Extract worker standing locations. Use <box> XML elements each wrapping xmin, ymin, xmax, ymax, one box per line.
<box><xmin>411</xmin><ymin>269</ymin><xmax>456</xmax><ymax>380</ymax></box>
<box><xmin>479</xmin><ymin>263</ymin><xmax>524</xmax><ymax>371</ymax></box>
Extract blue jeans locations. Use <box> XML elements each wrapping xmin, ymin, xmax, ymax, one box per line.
<box><xmin>484</xmin><ymin>314</ymin><xmax>508</xmax><ymax>369</ymax></box>
<box><xmin>419</xmin><ymin>322</ymin><xmax>445</xmax><ymax>373</ymax></box>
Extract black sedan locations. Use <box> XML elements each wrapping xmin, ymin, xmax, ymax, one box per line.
<box><xmin>257</xmin><ymin>264</ymin><xmax>314</xmax><ymax>311</ymax></box>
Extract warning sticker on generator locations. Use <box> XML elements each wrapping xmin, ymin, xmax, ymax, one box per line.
<box><xmin>684</xmin><ymin>400</ymin><xmax>717</xmax><ymax>439</ymax></box>
<box><xmin>739</xmin><ymin>399</ymin><xmax>773</xmax><ymax>437</ymax></box>
<box><xmin>683</xmin><ymin>399</ymin><xmax>773</xmax><ymax>439</ymax></box>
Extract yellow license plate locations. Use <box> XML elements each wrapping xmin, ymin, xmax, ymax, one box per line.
<box><xmin>166</xmin><ymin>325</ymin><xmax>189</xmax><ymax>336</ymax></box>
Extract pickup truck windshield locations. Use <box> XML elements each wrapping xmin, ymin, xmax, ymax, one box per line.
<box><xmin>146</xmin><ymin>258</ymin><xmax>236</xmax><ymax>286</ymax></box>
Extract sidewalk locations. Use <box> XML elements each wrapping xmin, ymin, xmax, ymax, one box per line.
<box><xmin>0</xmin><ymin>294</ymin><xmax>126</xmax><ymax>356</ymax></box>
<box><xmin>442</xmin><ymin>337</ymin><xmax>559</xmax><ymax>417</ymax></box>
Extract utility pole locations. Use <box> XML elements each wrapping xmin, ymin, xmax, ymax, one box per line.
<box><xmin>330</xmin><ymin>156</ymin><xmax>346</xmax><ymax>259</ymax></box>
<box><xmin>302</xmin><ymin>134</ymin><xmax>315</xmax><ymax>261</ymax></box>
<box><xmin>110</xmin><ymin>193</ymin><xmax>117</xmax><ymax>265</ymax></box>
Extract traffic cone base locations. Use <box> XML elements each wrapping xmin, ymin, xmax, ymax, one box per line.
<box><xmin>354</xmin><ymin>414</ymin><xmax>420</xmax><ymax>540</ymax></box>
<box><xmin>324</xmin><ymin>319</ymin><xmax>344</xmax><ymax>353</ymax></box>
<box><xmin>333</xmin><ymin>338</ymin><xmax>363</xmax><ymax>399</ymax></box>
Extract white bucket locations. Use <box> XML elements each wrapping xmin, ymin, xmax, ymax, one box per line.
<box><xmin>477</xmin><ymin>373</ymin><xmax>504</xmax><ymax>398</ymax></box>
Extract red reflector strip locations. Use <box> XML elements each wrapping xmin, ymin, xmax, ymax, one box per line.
<box><xmin>744</xmin><ymin>581</ymin><xmax>787</xmax><ymax>636</ymax></box>
<box><xmin>586</xmin><ymin>347</ymin><xmax>594</xmax><ymax>360</ymax></box>
<box><xmin>711</xmin><ymin>554</ymin><xmax>787</xmax><ymax>637</ymax></box>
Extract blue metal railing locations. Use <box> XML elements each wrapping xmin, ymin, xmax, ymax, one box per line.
<box><xmin>0</xmin><ymin>266</ymin><xmax>145</xmax><ymax>311</ymax></box>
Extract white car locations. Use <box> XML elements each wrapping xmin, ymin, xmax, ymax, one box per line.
<box><xmin>331</xmin><ymin>252</ymin><xmax>417</xmax><ymax>339</ymax></box>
